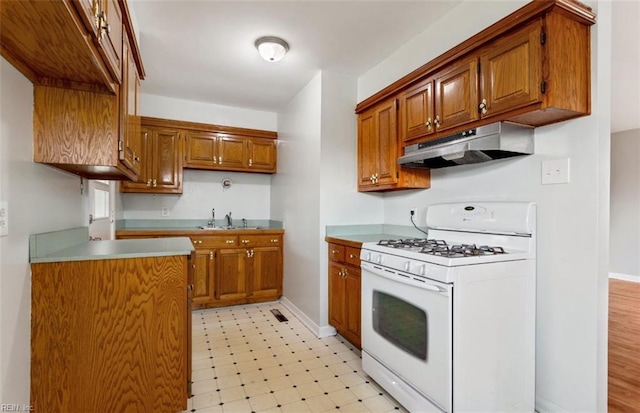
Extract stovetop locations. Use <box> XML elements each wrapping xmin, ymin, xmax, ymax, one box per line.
<box><xmin>377</xmin><ymin>238</ymin><xmax>507</xmax><ymax>258</ymax></box>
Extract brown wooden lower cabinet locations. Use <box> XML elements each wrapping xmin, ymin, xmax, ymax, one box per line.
<box><xmin>327</xmin><ymin>240</ymin><xmax>362</xmax><ymax>349</ymax></box>
<box><xmin>117</xmin><ymin>230</ymin><xmax>284</xmax><ymax>310</ymax></box>
<box><xmin>30</xmin><ymin>253</ymin><xmax>192</xmax><ymax>413</ymax></box>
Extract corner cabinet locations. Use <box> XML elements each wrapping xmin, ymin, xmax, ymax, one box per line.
<box><xmin>1</xmin><ymin>0</ymin><xmax>147</xmax><ymax>181</ymax></box>
<box><xmin>120</xmin><ymin>124</ymin><xmax>183</xmax><ymax>194</ymax></box>
<box><xmin>326</xmin><ymin>239</ymin><xmax>362</xmax><ymax>349</ymax></box>
<box><xmin>358</xmin><ymin>97</ymin><xmax>430</xmax><ymax>192</ymax></box>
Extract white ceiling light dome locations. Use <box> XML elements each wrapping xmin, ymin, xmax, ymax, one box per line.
<box><xmin>255</xmin><ymin>36</ymin><xmax>289</xmax><ymax>62</ymax></box>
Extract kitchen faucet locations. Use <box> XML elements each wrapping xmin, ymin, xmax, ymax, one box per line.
<box><xmin>242</xmin><ymin>218</ymin><xmax>248</xmax><ymax>228</ymax></box>
<box><xmin>207</xmin><ymin>208</ymin><xmax>215</xmax><ymax>227</ymax></box>
<box><xmin>225</xmin><ymin>212</ymin><xmax>232</xmax><ymax>228</ymax></box>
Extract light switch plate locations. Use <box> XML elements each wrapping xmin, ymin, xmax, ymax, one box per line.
<box><xmin>161</xmin><ymin>207</ymin><xmax>170</xmax><ymax>217</ymax></box>
<box><xmin>542</xmin><ymin>159</ymin><xmax>570</xmax><ymax>185</ymax></box>
<box><xmin>0</xmin><ymin>201</ymin><xmax>8</xmax><ymax>237</ymax></box>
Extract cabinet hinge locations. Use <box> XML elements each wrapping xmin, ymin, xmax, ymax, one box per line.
<box><xmin>540</xmin><ymin>32</ymin><xmax>546</xmax><ymax>45</ymax></box>
<box><xmin>118</xmin><ymin>140</ymin><xmax>123</xmax><ymax>151</ymax></box>
<box><xmin>541</xmin><ymin>81</ymin><xmax>547</xmax><ymax>94</ymax></box>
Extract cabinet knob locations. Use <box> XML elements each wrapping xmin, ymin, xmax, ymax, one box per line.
<box><xmin>434</xmin><ymin>116</ymin><xmax>441</xmax><ymax>127</ymax></box>
<box><xmin>425</xmin><ymin>118</ymin><xmax>432</xmax><ymax>129</ymax></box>
<box><xmin>349</xmin><ymin>254</ymin><xmax>356</xmax><ymax>259</ymax></box>
<box><xmin>249</xmin><ymin>158</ymin><xmax>253</xmax><ymax>167</ymax></box>
<box><xmin>478</xmin><ymin>99</ymin><xmax>488</xmax><ymax>115</ymax></box>
<box><xmin>213</xmin><ymin>156</ymin><xmax>218</xmax><ymax>165</ymax></box>
<box><xmin>331</xmin><ymin>250</ymin><xmax>338</xmax><ymax>254</ymax></box>
<box><xmin>152</xmin><ymin>179</ymin><xmax>157</xmax><ymax>187</ymax></box>
<box><xmin>226</xmin><ymin>240</ymin><xmax>234</xmax><ymax>244</ymax></box>
<box><xmin>209</xmin><ymin>251</ymin><xmax>214</xmax><ymax>259</ymax></box>
<box><xmin>146</xmin><ymin>179</ymin><xmax>152</xmax><ymax>187</ymax></box>
<box><xmin>134</xmin><ymin>154</ymin><xmax>140</xmax><ymax>163</ymax></box>
<box><xmin>219</xmin><ymin>156</ymin><xmax>223</xmax><ymax>164</ymax></box>
<box><xmin>271</xmin><ymin>239</ymin><xmax>278</xmax><ymax>243</ymax></box>
<box><xmin>193</xmin><ymin>240</ymin><xmax>202</xmax><ymax>244</ymax></box>
<box><xmin>242</xmin><ymin>239</ymin><xmax>249</xmax><ymax>244</ymax></box>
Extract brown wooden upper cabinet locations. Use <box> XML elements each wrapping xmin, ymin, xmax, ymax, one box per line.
<box><xmin>358</xmin><ymin>97</ymin><xmax>430</xmax><ymax>192</ymax></box>
<box><xmin>184</xmin><ymin>127</ymin><xmax>277</xmax><ymax>174</ymax></box>
<box><xmin>365</xmin><ymin>0</ymin><xmax>596</xmax><ymax>154</ymax></box>
<box><xmin>121</xmin><ymin>125</ymin><xmax>183</xmax><ymax>194</ymax></box>
<box><xmin>1</xmin><ymin>0</ymin><xmax>146</xmax><ymax>181</ymax></box>
<box><xmin>478</xmin><ymin>19</ymin><xmax>543</xmax><ymax>120</ymax></box>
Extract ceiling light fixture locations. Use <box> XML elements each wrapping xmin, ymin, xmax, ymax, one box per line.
<box><xmin>255</xmin><ymin>36</ymin><xmax>289</xmax><ymax>62</ymax></box>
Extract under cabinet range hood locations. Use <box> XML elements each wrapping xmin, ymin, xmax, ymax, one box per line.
<box><xmin>398</xmin><ymin>122</ymin><xmax>534</xmax><ymax>169</ymax></box>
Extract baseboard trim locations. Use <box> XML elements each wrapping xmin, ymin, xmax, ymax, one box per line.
<box><xmin>279</xmin><ymin>297</ymin><xmax>336</xmax><ymax>338</ymax></box>
<box><xmin>535</xmin><ymin>397</ymin><xmax>572</xmax><ymax>413</ymax></box>
<box><xmin>609</xmin><ymin>272</ymin><xmax>640</xmax><ymax>283</ymax></box>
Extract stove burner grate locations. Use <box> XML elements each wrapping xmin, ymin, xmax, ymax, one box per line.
<box><xmin>419</xmin><ymin>243</ymin><xmax>507</xmax><ymax>257</ymax></box>
<box><xmin>378</xmin><ymin>238</ymin><xmax>446</xmax><ymax>249</ymax></box>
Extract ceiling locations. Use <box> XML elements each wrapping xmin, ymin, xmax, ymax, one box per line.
<box><xmin>131</xmin><ymin>1</ymin><xmax>638</xmax><ymax>132</ymax></box>
<box><xmin>131</xmin><ymin>0</ymin><xmax>462</xmax><ymax>112</ymax></box>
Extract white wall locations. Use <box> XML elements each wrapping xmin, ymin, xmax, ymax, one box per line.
<box><xmin>611</xmin><ymin>0</ymin><xmax>640</xmax><ymax>133</ymax></box>
<box><xmin>358</xmin><ymin>1</ymin><xmax>610</xmax><ymax>412</ymax></box>
<box><xmin>0</xmin><ymin>59</ymin><xmax>84</xmax><ymax>404</ymax></box>
<box><xmin>610</xmin><ymin>129</ymin><xmax>640</xmax><ymax>280</ymax></box>
<box><xmin>122</xmin><ymin>169</ymin><xmax>271</xmax><ymax>221</ymax></box>
<box><xmin>140</xmin><ymin>93</ymin><xmax>277</xmax><ymax>131</ymax></box>
<box><xmin>271</xmin><ymin>73</ymin><xmax>323</xmax><ymax>324</ymax></box>
<box><xmin>318</xmin><ymin>72</ymin><xmax>384</xmax><ymax>326</ymax></box>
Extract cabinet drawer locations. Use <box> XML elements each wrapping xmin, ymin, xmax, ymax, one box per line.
<box><xmin>328</xmin><ymin>244</ymin><xmax>345</xmax><ymax>262</ymax></box>
<box><xmin>238</xmin><ymin>234</ymin><xmax>281</xmax><ymax>247</ymax></box>
<box><xmin>345</xmin><ymin>247</ymin><xmax>361</xmax><ymax>267</ymax></box>
<box><xmin>190</xmin><ymin>235</ymin><xmax>238</xmax><ymax>249</ymax></box>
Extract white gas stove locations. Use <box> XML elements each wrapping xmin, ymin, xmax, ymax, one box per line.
<box><xmin>360</xmin><ymin>202</ymin><xmax>536</xmax><ymax>413</ymax></box>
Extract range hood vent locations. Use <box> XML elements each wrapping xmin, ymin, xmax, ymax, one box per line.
<box><xmin>398</xmin><ymin>122</ymin><xmax>534</xmax><ymax>169</ymax></box>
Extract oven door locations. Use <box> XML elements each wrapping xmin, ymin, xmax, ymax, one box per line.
<box><xmin>361</xmin><ymin>261</ymin><xmax>452</xmax><ymax>412</ymax></box>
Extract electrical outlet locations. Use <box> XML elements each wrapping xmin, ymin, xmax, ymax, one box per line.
<box><xmin>161</xmin><ymin>207</ymin><xmax>170</xmax><ymax>217</ymax></box>
<box><xmin>0</xmin><ymin>202</ymin><xmax>7</xmax><ymax>237</ymax></box>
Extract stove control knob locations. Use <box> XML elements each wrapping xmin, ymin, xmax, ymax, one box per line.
<box><xmin>364</xmin><ymin>252</ymin><xmax>371</xmax><ymax>261</ymax></box>
<box><xmin>404</xmin><ymin>261</ymin><xmax>411</xmax><ymax>272</ymax></box>
<box><xmin>375</xmin><ymin>255</ymin><xmax>383</xmax><ymax>264</ymax></box>
<box><xmin>419</xmin><ymin>264</ymin><xmax>427</xmax><ymax>276</ymax></box>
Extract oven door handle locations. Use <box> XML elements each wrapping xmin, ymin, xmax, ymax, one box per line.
<box><xmin>362</xmin><ymin>262</ymin><xmax>450</xmax><ymax>295</ymax></box>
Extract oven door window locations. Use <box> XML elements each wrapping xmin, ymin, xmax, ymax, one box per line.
<box><xmin>372</xmin><ymin>291</ymin><xmax>427</xmax><ymax>360</ymax></box>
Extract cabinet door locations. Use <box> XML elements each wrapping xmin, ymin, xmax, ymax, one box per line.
<box><xmin>95</xmin><ymin>0</ymin><xmax>122</xmax><ymax>83</ymax></box>
<box><xmin>343</xmin><ymin>265</ymin><xmax>361</xmax><ymax>348</ymax></box>
<box><xmin>192</xmin><ymin>249</ymin><xmax>215</xmax><ymax>306</ymax></box>
<box><xmin>119</xmin><ymin>31</ymin><xmax>141</xmax><ymax>176</ymax></box>
<box><xmin>120</xmin><ymin>128</ymin><xmax>153</xmax><ymax>192</ymax></box>
<box><xmin>184</xmin><ymin>132</ymin><xmax>219</xmax><ymax>168</ymax></box>
<box><xmin>357</xmin><ymin>97</ymin><xmax>398</xmax><ymax>189</ymax></box>
<box><xmin>434</xmin><ymin>57</ymin><xmax>479</xmax><ymax>132</ymax></box>
<box><xmin>402</xmin><ymin>78</ymin><xmax>435</xmax><ymax>141</ymax></box>
<box><xmin>152</xmin><ymin>129</ymin><xmax>183</xmax><ymax>192</ymax></box>
<box><xmin>216</xmin><ymin>249</ymin><xmax>247</xmax><ymax>302</ymax></box>
<box><xmin>249</xmin><ymin>246</ymin><xmax>281</xmax><ymax>298</ymax></box>
<box><xmin>73</xmin><ymin>0</ymin><xmax>99</xmax><ymax>37</ymax></box>
<box><xmin>218</xmin><ymin>135</ymin><xmax>247</xmax><ymax>169</ymax></box>
<box><xmin>479</xmin><ymin>20</ymin><xmax>542</xmax><ymax>119</ymax></box>
<box><xmin>247</xmin><ymin>137</ymin><xmax>277</xmax><ymax>173</ymax></box>
<box><xmin>328</xmin><ymin>262</ymin><xmax>346</xmax><ymax>331</ymax></box>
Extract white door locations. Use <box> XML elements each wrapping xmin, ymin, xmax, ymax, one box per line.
<box><xmin>88</xmin><ymin>180</ymin><xmax>114</xmax><ymax>240</ymax></box>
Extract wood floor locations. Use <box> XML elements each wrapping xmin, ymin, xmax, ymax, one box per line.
<box><xmin>608</xmin><ymin>279</ymin><xmax>640</xmax><ymax>413</ymax></box>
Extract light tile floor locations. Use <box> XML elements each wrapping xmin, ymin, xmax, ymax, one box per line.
<box><xmin>183</xmin><ymin>302</ymin><xmax>407</xmax><ymax>413</ymax></box>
